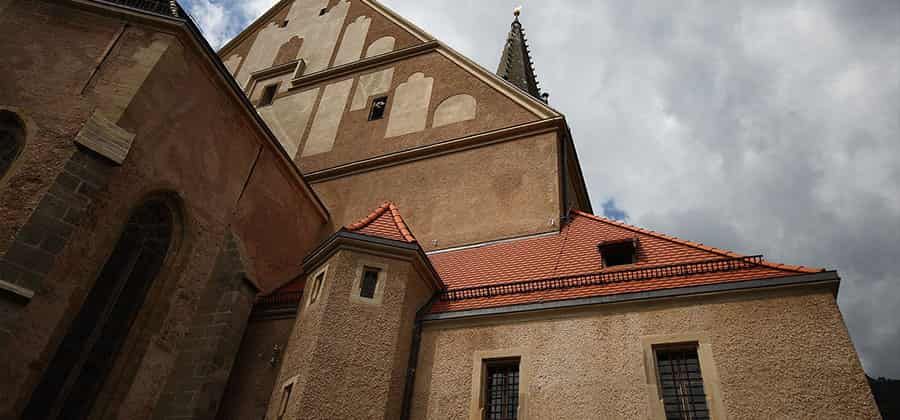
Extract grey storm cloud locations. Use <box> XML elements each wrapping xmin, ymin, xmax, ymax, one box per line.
<box><xmin>184</xmin><ymin>0</ymin><xmax>900</xmax><ymax>378</ymax></box>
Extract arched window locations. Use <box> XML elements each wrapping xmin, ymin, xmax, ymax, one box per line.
<box><xmin>23</xmin><ymin>196</ymin><xmax>179</xmax><ymax>420</ymax></box>
<box><xmin>0</xmin><ymin>110</ymin><xmax>25</xmax><ymax>180</ymax></box>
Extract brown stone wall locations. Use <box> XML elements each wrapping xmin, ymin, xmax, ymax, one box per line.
<box><xmin>311</xmin><ymin>132</ymin><xmax>561</xmax><ymax>251</ymax></box>
<box><xmin>233</xmin><ymin>147</ymin><xmax>333</xmax><ymax>292</ymax></box>
<box><xmin>295</xmin><ymin>50</ymin><xmax>540</xmax><ymax>173</ymax></box>
<box><xmin>412</xmin><ymin>286</ymin><xmax>880</xmax><ymax>419</ymax></box>
<box><xmin>217</xmin><ymin>315</ymin><xmax>297</xmax><ymax>420</ymax></box>
<box><xmin>271</xmin><ymin>249</ymin><xmax>434</xmax><ymax>419</ymax></box>
<box><xmin>0</xmin><ymin>1</ymin><xmax>328</xmax><ymax>418</ymax></box>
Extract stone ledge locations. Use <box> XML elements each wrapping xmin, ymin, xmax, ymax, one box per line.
<box><xmin>0</xmin><ymin>279</ymin><xmax>34</xmax><ymax>303</ymax></box>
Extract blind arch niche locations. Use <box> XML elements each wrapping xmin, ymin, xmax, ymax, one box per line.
<box><xmin>23</xmin><ymin>194</ymin><xmax>181</xmax><ymax>420</ymax></box>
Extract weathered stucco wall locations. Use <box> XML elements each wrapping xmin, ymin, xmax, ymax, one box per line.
<box><xmin>294</xmin><ymin>51</ymin><xmax>539</xmax><ymax>172</ymax></box>
<box><xmin>311</xmin><ymin>132</ymin><xmax>560</xmax><ymax>250</ymax></box>
<box><xmin>412</xmin><ymin>286</ymin><xmax>880</xmax><ymax>419</ymax></box>
<box><xmin>218</xmin><ymin>316</ymin><xmax>297</xmax><ymax>420</ymax></box>
<box><xmin>270</xmin><ymin>249</ymin><xmax>434</xmax><ymax>419</ymax></box>
<box><xmin>221</xmin><ymin>0</ymin><xmax>422</xmax><ymax>86</ymax></box>
<box><xmin>0</xmin><ymin>1</ymin><xmax>329</xmax><ymax>418</ymax></box>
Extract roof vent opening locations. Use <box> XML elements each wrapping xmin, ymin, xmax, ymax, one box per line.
<box><xmin>598</xmin><ymin>238</ymin><xmax>638</xmax><ymax>268</ymax></box>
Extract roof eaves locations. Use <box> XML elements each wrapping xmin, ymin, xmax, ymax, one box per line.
<box><xmin>423</xmin><ymin>271</ymin><xmax>840</xmax><ymax>321</ymax></box>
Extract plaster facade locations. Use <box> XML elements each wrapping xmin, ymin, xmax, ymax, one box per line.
<box><xmin>270</xmin><ymin>248</ymin><xmax>435</xmax><ymax>419</ymax></box>
<box><xmin>412</xmin><ymin>286</ymin><xmax>880</xmax><ymax>419</ymax></box>
<box><xmin>309</xmin><ymin>132</ymin><xmax>561</xmax><ymax>250</ymax></box>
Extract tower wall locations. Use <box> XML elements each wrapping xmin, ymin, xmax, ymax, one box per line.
<box><xmin>270</xmin><ymin>248</ymin><xmax>435</xmax><ymax>419</ymax></box>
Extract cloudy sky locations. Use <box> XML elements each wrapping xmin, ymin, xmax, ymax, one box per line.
<box><xmin>181</xmin><ymin>0</ymin><xmax>900</xmax><ymax>378</ymax></box>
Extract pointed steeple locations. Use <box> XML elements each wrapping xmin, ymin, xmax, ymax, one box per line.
<box><xmin>497</xmin><ymin>7</ymin><xmax>546</xmax><ymax>102</ymax></box>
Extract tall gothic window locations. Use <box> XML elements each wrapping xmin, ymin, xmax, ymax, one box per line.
<box><xmin>23</xmin><ymin>196</ymin><xmax>178</xmax><ymax>420</ymax></box>
<box><xmin>0</xmin><ymin>110</ymin><xmax>25</xmax><ymax>180</ymax></box>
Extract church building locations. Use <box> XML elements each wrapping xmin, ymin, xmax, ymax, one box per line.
<box><xmin>0</xmin><ymin>0</ymin><xmax>880</xmax><ymax>419</ymax></box>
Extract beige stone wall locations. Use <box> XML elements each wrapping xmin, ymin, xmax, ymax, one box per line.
<box><xmin>310</xmin><ymin>132</ymin><xmax>561</xmax><ymax>251</ymax></box>
<box><xmin>412</xmin><ymin>286</ymin><xmax>880</xmax><ymax>419</ymax></box>
<box><xmin>221</xmin><ymin>0</ymin><xmax>422</xmax><ymax>88</ymax></box>
<box><xmin>270</xmin><ymin>249</ymin><xmax>434</xmax><ymax>419</ymax></box>
<box><xmin>294</xmin><ymin>50</ymin><xmax>540</xmax><ymax>172</ymax></box>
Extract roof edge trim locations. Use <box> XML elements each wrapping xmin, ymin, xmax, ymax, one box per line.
<box><xmin>423</xmin><ymin>271</ymin><xmax>840</xmax><ymax>321</ymax></box>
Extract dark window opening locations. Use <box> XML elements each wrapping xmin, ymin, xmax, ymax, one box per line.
<box><xmin>484</xmin><ymin>359</ymin><xmax>519</xmax><ymax>420</ymax></box>
<box><xmin>360</xmin><ymin>267</ymin><xmax>379</xmax><ymax>299</ymax></box>
<box><xmin>278</xmin><ymin>383</ymin><xmax>293</xmax><ymax>419</ymax></box>
<box><xmin>655</xmin><ymin>345</ymin><xmax>710</xmax><ymax>420</ymax></box>
<box><xmin>22</xmin><ymin>198</ymin><xmax>176</xmax><ymax>420</ymax></box>
<box><xmin>259</xmin><ymin>84</ymin><xmax>278</xmax><ymax>107</ymax></box>
<box><xmin>319</xmin><ymin>7</ymin><xmax>328</xmax><ymax>16</ymax></box>
<box><xmin>309</xmin><ymin>272</ymin><xmax>325</xmax><ymax>304</ymax></box>
<box><xmin>278</xmin><ymin>19</ymin><xmax>289</xmax><ymax>28</ymax></box>
<box><xmin>368</xmin><ymin>96</ymin><xmax>388</xmax><ymax>121</ymax></box>
<box><xmin>598</xmin><ymin>239</ymin><xmax>637</xmax><ymax>267</ymax></box>
<box><xmin>0</xmin><ymin>110</ymin><xmax>25</xmax><ymax>180</ymax></box>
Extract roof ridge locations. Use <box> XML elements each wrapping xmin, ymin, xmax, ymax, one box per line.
<box><xmin>346</xmin><ymin>201</ymin><xmax>417</xmax><ymax>243</ymax></box>
<box><xmin>570</xmin><ymin>210</ymin><xmax>822</xmax><ymax>274</ymax></box>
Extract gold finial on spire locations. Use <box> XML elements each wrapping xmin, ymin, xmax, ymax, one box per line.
<box><xmin>513</xmin><ymin>5</ymin><xmax>522</xmax><ymax>17</ymax></box>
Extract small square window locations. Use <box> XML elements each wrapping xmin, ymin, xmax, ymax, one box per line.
<box><xmin>308</xmin><ymin>272</ymin><xmax>325</xmax><ymax>304</ymax></box>
<box><xmin>319</xmin><ymin>7</ymin><xmax>328</xmax><ymax>16</ymax></box>
<box><xmin>598</xmin><ymin>239</ymin><xmax>637</xmax><ymax>267</ymax></box>
<box><xmin>360</xmin><ymin>267</ymin><xmax>379</xmax><ymax>299</ymax></box>
<box><xmin>655</xmin><ymin>345</ymin><xmax>710</xmax><ymax>420</ymax></box>
<box><xmin>369</xmin><ymin>96</ymin><xmax>388</xmax><ymax>121</ymax></box>
<box><xmin>259</xmin><ymin>84</ymin><xmax>278</xmax><ymax>107</ymax></box>
<box><xmin>484</xmin><ymin>359</ymin><xmax>520</xmax><ymax>420</ymax></box>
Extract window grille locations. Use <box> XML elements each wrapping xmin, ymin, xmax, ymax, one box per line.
<box><xmin>655</xmin><ymin>346</ymin><xmax>710</xmax><ymax>420</ymax></box>
<box><xmin>309</xmin><ymin>272</ymin><xmax>325</xmax><ymax>304</ymax></box>
<box><xmin>360</xmin><ymin>268</ymin><xmax>379</xmax><ymax>299</ymax></box>
<box><xmin>484</xmin><ymin>360</ymin><xmax>519</xmax><ymax>420</ymax></box>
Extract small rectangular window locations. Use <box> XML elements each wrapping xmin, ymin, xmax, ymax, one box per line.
<box><xmin>598</xmin><ymin>238</ymin><xmax>637</xmax><ymax>267</ymax></box>
<box><xmin>259</xmin><ymin>84</ymin><xmax>278</xmax><ymax>107</ymax></box>
<box><xmin>655</xmin><ymin>345</ymin><xmax>710</xmax><ymax>420</ymax></box>
<box><xmin>360</xmin><ymin>267</ymin><xmax>379</xmax><ymax>299</ymax></box>
<box><xmin>319</xmin><ymin>7</ymin><xmax>328</xmax><ymax>16</ymax></box>
<box><xmin>278</xmin><ymin>383</ymin><xmax>293</xmax><ymax>419</ymax></box>
<box><xmin>369</xmin><ymin>96</ymin><xmax>388</xmax><ymax>121</ymax></box>
<box><xmin>484</xmin><ymin>359</ymin><xmax>519</xmax><ymax>420</ymax></box>
<box><xmin>309</xmin><ymin>272</ymin><xmax>325</xmax><ymax>304</ymax></box>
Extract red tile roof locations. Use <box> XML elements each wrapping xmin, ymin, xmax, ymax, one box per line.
<box><xmin>346</xmin><ymin>201</ymin><xmax>417</xmax><ymax>243</ymax></box>
<box><xmin>428</xmin><ymin>210</ymin><xmax>823</xmax><ymax>313</ymax></box>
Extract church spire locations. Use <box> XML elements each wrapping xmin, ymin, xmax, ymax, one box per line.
<box><xmin>497</xmin><ymin>6</ymin><xmax>547</xmax><ymax>102</ymax></box>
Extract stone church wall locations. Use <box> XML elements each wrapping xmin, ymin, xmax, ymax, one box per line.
<box><xmin>412</xmin><ymin>286</ymin><xmax>880</xmax><ymax>419</ymax></box>
<box><xmin>0</xmin><ymin>1</ymin><xmax>329</xmax><ymax>418</ymax></box>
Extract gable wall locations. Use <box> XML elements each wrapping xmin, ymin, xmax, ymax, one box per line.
<box><xmin>291</xmin><ymin>50</ymin><xmax>541</xmax><ymax>172</ymax></box>
<box><xmin>310</xmin><ymin>132</ymin><xmax>560</xmax><ymax>251</ymax></box>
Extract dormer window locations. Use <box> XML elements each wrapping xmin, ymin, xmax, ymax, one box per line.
<box><xmin>598</xmin><ymin>238</ymin><xmax>638</xmax><ymax>268</ymax></box>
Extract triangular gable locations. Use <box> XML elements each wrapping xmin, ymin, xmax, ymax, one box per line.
<box><xmin>218</xmin><ymin>0</ymin><xmax>560</xmax><ymax>120</ymax></box>
<box><xmin>359</xmin><ymin>0</ymin><xmax>560</xmax><ymax>119</ymax></box>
